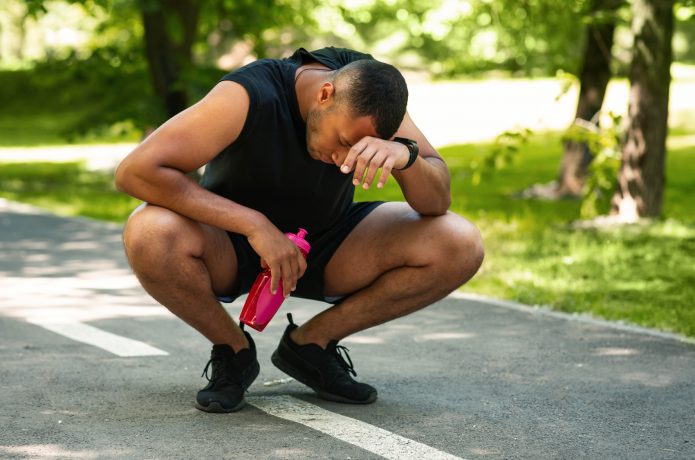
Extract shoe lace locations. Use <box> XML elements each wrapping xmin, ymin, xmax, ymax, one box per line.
<box><xmin>201</xmin><ymin>358</ymin><xmax>217</xmax><ymax>382</ymax></box>
<box><xmin>332</xmin><ymin>344</ymin><xmax>357</xmax><ymax>377</ymax></box>
<box><xmin>200</xmin><ymin>350</ymin><xmax>240</xmax><ymax>384</ymax></box>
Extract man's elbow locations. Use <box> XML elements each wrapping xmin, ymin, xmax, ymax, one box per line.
<box><xmin>114</xmin><ymin>160</ymin><xmax>127</xmax><ymax>193</ymax></box>
<box><xmin>114</xmin><ymin>157</ymin><xmax>138</xmax><ymax>195</ymax></box>
<box><xmin>418</xmin><ymin>193</ymin><xmax>451</xmax><ymax>217</ymax></box>
<box><xmin>436</xmin><ymin>198</ymin><xmax>452</xmax><ymax>216</ymax></box>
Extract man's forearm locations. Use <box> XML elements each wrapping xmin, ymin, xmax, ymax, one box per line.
<box><xmin>115</xmin><ymin>161</ymin><xmax>268</xmax><ymax>237</ymax></box>
<box><xmin>394</xmin><ymin>156</ymin><xmax>451</xmax><ymax>215</ymax></box>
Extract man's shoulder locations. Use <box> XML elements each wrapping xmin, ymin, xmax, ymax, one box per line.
<box><xmin>220</xmin><ymin>58</ymin><xmax>286</xmax><ymax>83</ymax></box>
<box><xmin>219</xmin><ymin>58</ymin><xmax>288</xmax><ymax>102</ymax></box>
<box><xmin>292</xmin><ymin>47</ymin><xmax>374</xmax><ymax>69</ymax></box>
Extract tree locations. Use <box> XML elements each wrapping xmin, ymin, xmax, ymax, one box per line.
<box><xmin>141</xmin><ymin>0</ymin><xmax>200</xmax><ymax>117</ymax></box>
<box><xmin>556</xmin><ymin>0</ymin><xmax>623</xmax><ymax>197</ymax></box>
<box><xmin>24</xmin><ymin>0</ymin><xmax>314</xmax><ymax>120</ymax></box>
<box><xmin>611</xmin><ymin>0</ymin><xmax>675</xmax><ymax>219</ymax></box>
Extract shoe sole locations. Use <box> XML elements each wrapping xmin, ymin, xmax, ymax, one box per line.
<box><xmin>195</xmin><ymin>399</ymin><xmax>246</xmax><ymax>413</ymax></box>
<box><xmin>271</xmin><ymin>349</ymin><xmax>377</xmax><ymax>405</ymax></box>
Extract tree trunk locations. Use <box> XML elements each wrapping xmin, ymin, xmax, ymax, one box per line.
<box><xmin>141</xmin><ymin>0</ymin><xmax>200</xmax><ymax>119</ymax></box>
<box><xmin>556</xmin><ymin>0</ymin><xmax>620</xmax><ymax>197</ymax></box>
<box><xmin>611</xmin><ymin>0</ymin><xmax>674</xmax><ymax>219</ymax></box>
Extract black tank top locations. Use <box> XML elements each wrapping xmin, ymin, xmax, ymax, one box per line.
<box><xmin>200</xmin><ymin>47</ymin><xmax>374</xmax><ymax>234</ymax></box>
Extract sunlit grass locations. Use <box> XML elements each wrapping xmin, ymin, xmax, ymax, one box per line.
<box><xmin>0</xmin><ymin>162</ymin><xmax>141</xmax><ymax>221</ymax></box>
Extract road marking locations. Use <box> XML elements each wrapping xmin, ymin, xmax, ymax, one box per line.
<box><xmin>27</xmin><ymin>320</ymin><xmax>168</xmax><ymax>357</ymax></box>
<box><xmin>248</xmin><ymin>395</ymin><xmax>464</xmax><ymax>460</ymax></box>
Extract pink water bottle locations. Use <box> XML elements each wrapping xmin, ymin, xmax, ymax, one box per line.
<box><xmin>239</xmin><ymin>228</ymin><xmax>311</xmax><ymax>331</ymax></box>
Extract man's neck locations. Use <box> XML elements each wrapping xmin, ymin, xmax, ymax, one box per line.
<box><xmin>295</xmin><ymin>65</ymin><xmax>333</xmax><ymax>122</ymax></box>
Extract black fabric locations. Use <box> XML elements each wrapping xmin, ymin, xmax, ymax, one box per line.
<box><xmin>200</xmin><ymin>47</ymin><xmax>374</xmax><ymax>235</ymax></box>
<box><xmin>221</xmin><ymin>201</ymin><xmax>384</xmax><ymax>303</ymax></box>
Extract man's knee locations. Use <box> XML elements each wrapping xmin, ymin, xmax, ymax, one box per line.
<box><xmin>123</xmin><ymin>204</ymin><xmax>199</xmax><ymax>264</ymax></box>
<box><xmin>430</xmin><ymin>212</ymin><xmax>484</xmax><ymax>284</ymax></box>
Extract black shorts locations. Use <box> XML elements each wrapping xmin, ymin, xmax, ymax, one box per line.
<box><xmin>218</xmin><ymin>201</ymin><xmax>384</xmax><ymax>304</ymax></box>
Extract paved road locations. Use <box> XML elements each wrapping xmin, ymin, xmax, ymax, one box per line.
<box><xmin>1</xmin><ymin>198</ymin><xmax>694</xmax><ymax>459</ymax></box>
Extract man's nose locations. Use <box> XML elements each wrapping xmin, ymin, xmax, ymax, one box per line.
<box><xmin>332</xmin><ymin>147</ymin><xmax>349</xmax><ymax>164</ymax></box>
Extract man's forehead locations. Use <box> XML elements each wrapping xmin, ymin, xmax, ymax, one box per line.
<box><xmin>341</xmin><ymin>113</ymin><xmax>379</xmax><ymax>141</ymax></box>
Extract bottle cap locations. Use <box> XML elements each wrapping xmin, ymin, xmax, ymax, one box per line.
<box><xmin>286</xmin><ymin>228</ymin><xmax>311</xmax><ymax>255</ymax></box>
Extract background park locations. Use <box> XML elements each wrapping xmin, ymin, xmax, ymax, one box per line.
<box><xmin>1</xmin><ymin>0</ymin><xmax>694</xmax><ymax>340</ymax></box>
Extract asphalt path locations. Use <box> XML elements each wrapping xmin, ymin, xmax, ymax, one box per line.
<box><xmin>1</xmin><ymin>198</ymin><xmax>694</xmax><ymax>459</ymax></box>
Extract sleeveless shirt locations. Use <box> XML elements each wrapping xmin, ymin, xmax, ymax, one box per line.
<box><xmin>200</xmin><ymin>47</ymin><xmax>374</xmax><ymax>234</ymax></box>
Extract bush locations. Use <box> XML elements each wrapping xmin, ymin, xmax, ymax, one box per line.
<box><xmin>0</xmin><ymin>49</ymin><xmax>225</xmax><ymax>145</ymax></box>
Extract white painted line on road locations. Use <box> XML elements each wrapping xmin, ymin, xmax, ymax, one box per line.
<box><xmin>450</xmin><ymin>291</ymin><xmax>695</xmax><ymax>345</ymax></box>
<box><xmin>27</xmin><ymin>320</ymin><xmax>168</xmax><ymax>357</ymax></box>
<box><xmin>249</xmin><ymin>395</ymin><xmax>464</xmax><ymax>460</ymax></box>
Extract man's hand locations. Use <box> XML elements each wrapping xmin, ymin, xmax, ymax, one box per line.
<box><xmin>247</xmin><ymin>221</ymin><xmax>307</xmax><ymax>298</ymax></box>
<box><xmin>339</xmin><ymin>136</ymin><xmax>410</xmax><ymax>190</ymax></box>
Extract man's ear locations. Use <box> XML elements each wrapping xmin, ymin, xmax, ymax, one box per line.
<box><xmin>317</xmin><ymin>82</ymin><xmax>335</xmax><ymax>105</ymax></box>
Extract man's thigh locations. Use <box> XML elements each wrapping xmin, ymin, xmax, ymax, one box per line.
<box><xmin>124</xmin><ymin>203</ymin><xmax>239</xmax><ymax>297</ymax></box>
<box><xmin>322</xmin><ymin>202</ymin><xmax>477</xmax><ymax>297</ymax></box>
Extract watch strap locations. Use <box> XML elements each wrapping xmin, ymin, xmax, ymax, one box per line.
<box><xmin>393</xmin><ymin>137</ymin><xmax>419</xmax><ymax>170</ymax></box>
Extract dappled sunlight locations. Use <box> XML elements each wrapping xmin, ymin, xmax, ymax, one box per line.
<box><xmin>468</xmin><ymin>447</ymin><xmax>499</xmax><ymax>456</ymax></box>
<box><xmin>0</xmin><ymin>200</ymin><xmax>171</xmax><ymax>327</ymax></box>
<box><xmin>341</xmin><ymin>336</ymin><xmax>385</xmax><ymax>344</ymax></box>
<box><xmin>384</xmin><ymin>323</ymin><xmax>417</xmax><ymax>330</ymax></box>
<box><xmin>270</xmin><ymin>448</ymin><xmax>314</xmax><ymax>457</ymax></box>
<box><xmin>40</xmin><ymin>409</ymin><xmax>89</xmax><ymax>416</ymax></box>
<box><xmin>58</xmin><ymin>240</ymin><xmax>104</xmax><ymax>250</ymax></box>
<box><xmin>0</xmin><ymin>445</ymin><xmax>128</xmax><ymax>459</ymax></box>
<box><xmin>0</xmin><ymin>274</ymin><xmax>168</xmax><ymax>323</ymax></box>
<box><xmin>505</xmin><ymin>273</ymin><xmax>671</xmax><ymax>294</ymax></box>
<box><xmin>594</xmin><ymin>347</ymin><xmax>639</xmax><ymax>357</ymax></box>
<box><xmin>621</xmin><ymin>372</ymin><xmax>672</xmax><ymax>388</ymax></box>
<box><xmin>414</xmin><ymin>332</ymin><xmax>475</xmax><ymax>342</ymax></box>
<box><xmin>0</xmin><ymin>144</ymin><xmax>136</xmax><ymax>171</ymax></box>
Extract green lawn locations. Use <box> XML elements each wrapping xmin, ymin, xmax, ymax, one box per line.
<box><xmin>1</xmin><ymin>132</ymin><xmax>694</xmax><ymax>337</ymax></box>
<box><xmin>0</xmin><ymin>162</ymin><xmax>141</xmax><ymax>221</ymax></box>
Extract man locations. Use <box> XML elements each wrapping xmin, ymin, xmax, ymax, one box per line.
<box><xmin>115</xmin><ymin>47</ymin><xmax>484</xmax><ymax>412</ymax></box>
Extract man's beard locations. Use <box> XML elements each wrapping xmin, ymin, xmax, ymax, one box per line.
<box><xmin>305</xmin><ymin>108</ymin><xmax>323</xmax><ymax>153</ymax></box>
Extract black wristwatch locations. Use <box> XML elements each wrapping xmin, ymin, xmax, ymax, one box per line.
<box><xmin>393</xmin><ymin>137</ymin><xmax>419</xmax><ymax>170</ymax></box>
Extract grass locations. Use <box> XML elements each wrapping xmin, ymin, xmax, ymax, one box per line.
<box><xmin>1</xmin><ymin>132</ymin><xmax>694</xmax><ymax>338</ymax></box>
<box><xmin>367</xmin><ymin>131</ymin><xmax>695</xmax><ymax>338</ymax></box>
<box><xmin>0</xmin><ymin>162</ymin><xmax>140</xmax><ymax>221</ymax></box>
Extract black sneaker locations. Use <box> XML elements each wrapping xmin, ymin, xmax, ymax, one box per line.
<box><xmin>271</xmin><ymin>313</ymin><xmax>377</xmax><ymax>404</ymax></box>
<box><xmin>195</xmin><ymin>330</ymin><xmax>260</xmax><ymax>413</ymax></box>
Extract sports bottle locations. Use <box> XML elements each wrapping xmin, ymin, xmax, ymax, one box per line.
<box><xmin>239</xmin><ymin>228</ymin><xmax>310</xmax><ymax>331</ymax></box>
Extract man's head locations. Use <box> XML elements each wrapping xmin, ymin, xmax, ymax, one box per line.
<box><xmin>305</xmin><ymin>59</ymin><xmax>408</xmax><ymax>166</ymax></box>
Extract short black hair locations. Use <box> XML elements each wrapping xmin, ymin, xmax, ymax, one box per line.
<box><xmin>333</xmin><ymin>59</ymin><xmax>408</xmax><ymax>139</ymax></box>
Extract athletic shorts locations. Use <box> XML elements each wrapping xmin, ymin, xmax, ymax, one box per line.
<box><xmin>217</xmin><ymin>201</ymin><xmax>384</xmax><ymax>304</ymax></box>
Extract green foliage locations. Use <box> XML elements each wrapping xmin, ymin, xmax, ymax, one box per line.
<box><xmin>10</xmin><ymin>0</ymin><xmax>695</xmax><ymax>82</ymax></box>
<box><xmin>467</xmin><ymin>128</ymin><xmax>533</xmax><ymax>186</ymax></box>
<box><xmin>561</xmin><ymin>114</ymin><xmax>623</xmax><ymax>218</ymax></box>
<box><xmin>1</xmin><ymin>51</ymin><xmax>153</xmax><ymax>142</ymax></box>
<box><xmin>205</xmin><ymin>0</ymin><xmax>318</xmax><ymax>58</ymax></box>
<box><xmin>0</xmin><ymin>46</ymin><xmax>225</xmax><ymax>144</ymax></box>
<box><xmin>337</xmin><ymin>0</ymin><xmax>613</xmax><ymax>77</ymax></box>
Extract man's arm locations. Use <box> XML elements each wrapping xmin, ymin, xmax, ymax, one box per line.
<box><xmin>115</xmin><ymin>81</ymin><xmax>306</xmax><ymax>297</ymax></box>
<box><xmin>340</xmin><ymin>112</ymin><xmax>451</xmax><ymax>216</ymax></box>
<box><xmin>115</xmin><ymin>81</ymin><xmax>265</xmax><ymax>231</ymax></box>
<box><xmin>390</xmin><ymin>112</ymin><xmax>451</xmax><ymax>215</ymax></box>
